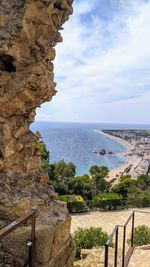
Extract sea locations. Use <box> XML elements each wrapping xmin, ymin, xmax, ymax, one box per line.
<box><xmin>31</xmin><ymin>121</ymin><xmax>150</xmax><ymax>175</ymax></box>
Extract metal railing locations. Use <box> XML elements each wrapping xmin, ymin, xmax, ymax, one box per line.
<box><xmin>0</xmin><ymin>208</ymin><xmax>38</xmax><ymax>267</ymax></box>
<box><xmin>104</xmin><ymin>210</ymin><xmax>150</xmax><ymax>267</ymax></box>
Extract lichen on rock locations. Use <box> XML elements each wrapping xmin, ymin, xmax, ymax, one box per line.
<box><xmin>0</xmin><ymin>0</ymin><xmax>74</xmax><ymax>266</ymax></box>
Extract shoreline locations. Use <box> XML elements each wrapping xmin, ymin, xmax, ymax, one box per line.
<box><xmin>95</xmin><ymin>130</ymin><xmax>140</xmax><ymax>182</ymax></box>
<box><xmin>95</xmin><ymin>130</ymin><xmax>134</xmax><ymax>151</ymax></box>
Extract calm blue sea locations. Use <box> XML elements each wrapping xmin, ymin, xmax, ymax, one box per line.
<box><xmin>31</xmin><ymin>121</ymin><xmax>150</xmax><ymax>175</ymax></box>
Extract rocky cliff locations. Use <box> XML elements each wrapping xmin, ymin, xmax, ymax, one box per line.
<box><xmin>0</xmin><ymin>0</ymin><xmax>74</xmax><ymax>266</ymax></box>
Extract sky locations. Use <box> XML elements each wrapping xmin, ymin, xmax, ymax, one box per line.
<box><xmin>36</xmin><ymin>0</ymin><xmax>150</xmax><ymax>124</ymax></box>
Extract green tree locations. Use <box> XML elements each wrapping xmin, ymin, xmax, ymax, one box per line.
<box><xmin>73</xmin><ymin>174</ymin><xmax>94</xmax><ymax>199</ymax></box>
<box><xmin>53</xmin><ymin>181</ymin><xmax>69</xmax><ymax>195</ymax></box>
<box><xmin>137</xmin><ymin>174</ymin><xmax>150</xmax><ymax>190</ymax></box>
<box><xmin>47</xmin><ymin>163</ymin><xmax>56</xmax><ymax>180</ymax></box>
<box><xmin>112</xmin><ymin>176</ymin><xmax>137</xmax><ymax>198</ymax></box>
<box><xmin>53</xmin><ymin>160</ymin><xmax>76</xmax><ymax>180</ymax></box>
<box><xmin>35</xmin><ymin>131</ymin><xmax>50</xmax><ymax>167</ymax></box>
<box><xmin>95</xmin><ymin>174</ymin><xmax>111</xmax><ymax>193</ymax></box>
<box><xmin>120</xmin><ymin>174</ymin><xmax>132</xmax><ymax>181</ymax></box>
<box><xmin>35</xmin><ymin>130</ymin><xmax>42</xmax><ymax>138</ymax></box>
<box><xmin>89</xmin><ymin>165</ymin><xmax>110</xmax><ymax>195</ymax></box>
<box><xmin>89</xmin><ymin>165</ymin><xmax>109</xmax><ymax>178</ymax></box>
<box><xmin>48</xmin><ymin>160</ymin><xmax>76</xmax><ymax>195</ymax></box>
<box><xmin>36</xmin><ymin>141</ymin><xmax>50</xmax><ymax>162</ymax></box>
<box><xmin>89</xmin><ymin>165</ymin><xmax>100</xmax><ymax>175</ymax></box>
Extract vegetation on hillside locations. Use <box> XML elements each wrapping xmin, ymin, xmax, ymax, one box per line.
<box><xmin>36</xmin><ymin>131</ymin><xmax>150</xmax><ymax>212</ymax></box>
<box><xmin>35</xmin><ymin>130</ymin><xmax>50</xmax><ymax>167</ymax></box>
<box><xmin>36</xmin><ymin>132</ymin><xmax>150</xmax><ymax>258</ymax></box>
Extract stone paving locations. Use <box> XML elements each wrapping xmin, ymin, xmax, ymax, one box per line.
<box><xmin>71</xmin><ymin>208</ymin><xmax>150</xmax><ymax>234</ymax></box>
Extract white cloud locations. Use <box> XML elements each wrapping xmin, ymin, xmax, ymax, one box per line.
<box><xmin>36</xmin><ymin>0</ymin><xmax>150</xmax><ymax>124</ymax></box>
<box><xmin>73</xmin><ymin>0</ymin><xmax>96</xmax><ymax>15</ymax></box>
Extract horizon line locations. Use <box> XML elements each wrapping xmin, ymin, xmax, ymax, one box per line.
<box><xmin>34</xmin><ymin>120</ymin><xmax>150</xmax><ymax>126</ymax></box>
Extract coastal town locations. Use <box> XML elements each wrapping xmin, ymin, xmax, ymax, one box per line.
<box><xmin>100</xmin><ymin>130</ymin><xmax>150</xmax><ymax>182</ymax></box>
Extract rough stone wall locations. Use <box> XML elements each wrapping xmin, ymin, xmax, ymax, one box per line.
<box><xmin>0</xmin><ymin>0</ymin><xmax>72</xmax><ymax>176</ymax></box>
<box><xmin>0</xmin><ymin>1</ymin><xmax>74</xmax><ymax>266</ymax></box>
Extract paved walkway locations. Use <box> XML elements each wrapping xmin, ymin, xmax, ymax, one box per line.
<box><xmin>71</xmin><ymin>208</ymin><xmax>150</xmax><ymax>234</ymax></box>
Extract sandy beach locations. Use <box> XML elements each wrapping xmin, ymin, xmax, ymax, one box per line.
<box><xmin>107</xmin><ymin>156</ymin><xmax>141</xmax><ymax>182</ymax></box>
<box><xmin>96</xmin><ymin>130</ymin><xmax>134</xmax><ymax>150</ymax></box>
<box><xmin>95</xmin><ymin>130</ymin><xmax>140</xmax><ymax>182</ymax></box>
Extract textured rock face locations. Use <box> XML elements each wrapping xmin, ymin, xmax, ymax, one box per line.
<box><xmin>0</xmin><ymin>0</ymin><xmax>73</xmax><ymax>176</ymax></box>
<box><xmin>1</xmin><ymin>204</ymin><xmax>75</xmax><ymax>267</ymax></box>
<box><xmin>0</xmin><ymin>1</ymin><xmax>74</xmax><ymax>266</ymax></box>
<box><xmin>74</xmin><ymin>248</ymin><xmax>121</xmax><ymax>267</ymax></box>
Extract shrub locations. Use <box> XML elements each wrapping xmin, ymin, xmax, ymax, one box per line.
<box><xmin>73</xmin><ymin>227</ymin><xmax>109</xmax><ymax>259</ymax></box>
<box><xmin>92</xmin><ymin>198</ymin><xmax>125</xmax><ymax>210</ymax></box>
<box><xmin>93</xmin><ymin>193</ymin><xmax>120</xmax><ymax>200</ymax></box>
<box><xmin>74</xmin><ymin>195</ymin><xmax>84</xmax><ymax>202</ymax></box>
<box><xmin>128</xmin><ymin>225</ymin><xmax>150</xmax><ymax>246</ymax></box>
<box><xmin>128</xmin><ymin>193</ymin><xmax>150</xmax><ymax>208</ymax></box>
<box><xmin>92</xmin><ymin>193</ymin><xmax>125</xmax><ymax>210</ymax></box>
<box><xmin>67</xmin><ymin>200</ymin><xmax>88</xmax><ymax>213</ymax></box>
<box><xmin>57</xmin><ymin>195</ymin><xmax>70</xmax><ymax>202</ymax></box>
<box><xmin>57</xmin><ymin>195</ymin><xmax>88</xmax><ymax>213</ymax></box>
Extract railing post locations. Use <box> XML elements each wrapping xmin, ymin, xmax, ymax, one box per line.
<box><xmin>27</xmin><ymin>241</ymin><xmax>32</xmax><ymax>267</ymax></box>
<box><xmin>131</xmin><ymin>212</ymin><xmax>135</xmax><ymax>247</ymax></box>
<box><xmin>31</xmin><ymin>212</ymin><xmax>36</xmax><ymax>241</ymax></box>
<box><xmin>104</xmin><ymin>244</ymin><xmax>109</xmax><ymax>267</ymax></box>
<box><xmin>122</xmin><ymin>225</ymin><xmax>126</xmax><ymax>267</ymax></box>
<box><xmin>114</xmin><ymin>226</ymin><xmax>118</xmax><ymax>267</ymax></box>
<box><xmin>31</xmin><ymin>210</ymin><xmax>36</xmax><ymax>267</ymax></box>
